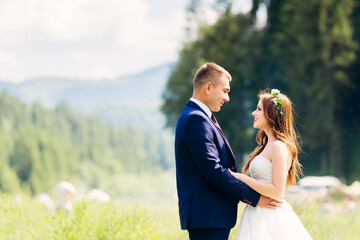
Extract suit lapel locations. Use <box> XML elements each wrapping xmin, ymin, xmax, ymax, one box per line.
<box><xmin>186</xmin><ymin>101</ymin><xmax>236</xmax><ymax>162</ymax></box>
<box><xmin>213</xmin><ymin>124</ymin><xmax>236</xmax><ymax>162</ymax></box>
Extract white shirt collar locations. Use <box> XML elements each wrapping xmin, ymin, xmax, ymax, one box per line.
<box><xmin>190</xmin><ymin>97</ymin><xmax>212</xmax><ymax>118</ymax></box>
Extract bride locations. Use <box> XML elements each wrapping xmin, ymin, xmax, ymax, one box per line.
<box><xmin>229</xmin><ymin>89</ymin><xmax>313</xmax><ymax>240</ymax></box>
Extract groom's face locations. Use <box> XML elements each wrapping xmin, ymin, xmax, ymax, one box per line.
<box><xmin>207</xmin><ymin>75</ymin><xmax>230</xmax><ymax>112</ymax></box>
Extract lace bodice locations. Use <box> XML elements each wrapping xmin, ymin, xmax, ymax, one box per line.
<box><xmin>249</xmin><ymin>156</ymin><xmax>272</xmax><ymax>183</ymax></box>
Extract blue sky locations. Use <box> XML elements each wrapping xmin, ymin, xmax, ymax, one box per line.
<box><xmin>0</xmin><ymin>0</ymin><xmax>263</xmax><ymax>83</ymax></box>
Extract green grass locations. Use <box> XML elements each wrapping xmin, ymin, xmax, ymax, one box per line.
<box><xmin>0</xmin><ymin>194</ymin><xmax>359</xmax><ymax>240</ymax></box>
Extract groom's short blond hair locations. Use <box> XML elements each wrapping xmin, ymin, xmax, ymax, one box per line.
<box><xmin>193</xmin><ymin>62</ymin><xmax>231</xmax><ymax>90</ymax></box>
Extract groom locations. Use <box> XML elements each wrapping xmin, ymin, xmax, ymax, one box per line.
<box><xmin>175</xmin><ymin>63</ymin><xmax>277</xmax><ymax>240</ymax></box>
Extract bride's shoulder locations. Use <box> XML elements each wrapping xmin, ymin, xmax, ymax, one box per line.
<box><xmin>271</xmin><ymin>140</ymin><xmax>290</xmax><ymax>156</ymax></box>
<box><xmin>272</xmin><ymin>140</ymin><xmax>286</xmax><ymax>148</ymax></box>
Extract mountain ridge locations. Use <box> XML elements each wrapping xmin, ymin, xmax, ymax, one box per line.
<box><xmin>0</xmin><ymin>62</ymin><xmax>175</xmax><ymax>129</ymax></box>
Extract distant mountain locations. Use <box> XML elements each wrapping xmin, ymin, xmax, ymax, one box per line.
<box><xmin>0</xmin><ymin>63</ymin><xmax>173</xmax><ymax>106</ymax></box>
<box><xmin>0</xmin><ymin>63</ymin><xmax>175</xmax><ymax>130</ymax></box>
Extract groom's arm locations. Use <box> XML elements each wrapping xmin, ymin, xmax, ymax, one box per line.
<box><xmin>184</xmin><ymin>114</ymin><xmax>260</xmax><ymax>207</ymax></box>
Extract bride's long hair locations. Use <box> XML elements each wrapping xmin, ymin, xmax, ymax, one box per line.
<box><xmin>242</xmin><ymin>90</ymin><xmax>303</xmax><ymax>187</ymax></box>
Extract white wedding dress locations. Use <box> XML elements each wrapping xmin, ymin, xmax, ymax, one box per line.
<box><xmin>236</xmin><ymin>156</ymin><xmax>313</xmax><ymax>240</ymax></box>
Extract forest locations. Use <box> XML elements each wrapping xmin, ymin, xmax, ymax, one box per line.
<box><xmin>0</xmin><ymin>91</ymin><xmax>173</xmax><ymax>195</ymax></box>
<box><xmin>162</xmin><ymin>0</ymin><xmax>360</xmax><ymax>183</ymax></box>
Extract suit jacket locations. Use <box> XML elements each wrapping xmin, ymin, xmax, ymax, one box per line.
<box><xmin>175</xmin><ymin>100</ymin><xmax>260</xmax><ymax>230</ymax></box>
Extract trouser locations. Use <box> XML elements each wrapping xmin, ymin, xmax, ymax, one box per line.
<box><xmin>188</xmin><ymin>227</ymin><xmax>231</xmax><ymax>240</ymax></box>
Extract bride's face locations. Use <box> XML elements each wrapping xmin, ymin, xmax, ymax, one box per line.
<box><xmin>252</xmin><ymin>99</ymin><xmax>268</xmax><ymax>129</ymax></box>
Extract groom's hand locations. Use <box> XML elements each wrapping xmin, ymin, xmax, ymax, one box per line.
<box><xmin>257</xmin><ymin>195</ymin><xmax>283</xmax><ymax>209</ymax></box>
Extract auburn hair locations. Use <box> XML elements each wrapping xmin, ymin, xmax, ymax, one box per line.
<box><xmin>242</xmin><ymin>90</ymin><xmax>303</xmax><ymax>187</ymax></box>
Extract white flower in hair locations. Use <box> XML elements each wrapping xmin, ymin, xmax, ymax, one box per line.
<box><xmin>271</xmin><ymin>89</ymin><xmax>280</xmax><ymax>95</ymax></box>
<box><xmin>270</xmin><ymin>89</ymin><xmax>284</xmax><ymax>116</ymax></box>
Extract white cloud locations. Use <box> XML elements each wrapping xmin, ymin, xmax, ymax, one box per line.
<box><xmin>0</xmin><ymin>0</ymin><xmax>186</xmax><ymax>82</ymax></box>
<box><xmin>0</xmin><ymin>0</ymin><xmax>38</xmax><ymax>44</ymax></box>
<box><xmin>0</xmin><ymin>49</ymin><xmax>19</xmax><ymax>66</ymax></box>
<box><xmin>0</xmin><ymin>0</ymin><xmax>151</xmax><ymax>42</ymax></box>
<box><xmin>67</xmin><ymin>5</ymin><xmax>186</xmax><ymax>79</ymax></box>
<box><xmin>0</xmin><ymin>48</ymin><xmax>22</xmax><ymax>82</ymax></box>
<box><xmin>0</xmin><ymin>0</ymin><xmax>264</xmax><ymax>82</ymax></box>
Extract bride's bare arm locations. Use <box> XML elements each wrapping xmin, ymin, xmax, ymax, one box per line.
<box><xmin>229</xmin><ymin>141</ymin><xmax>290</xmax><ymax>199</ymax></box>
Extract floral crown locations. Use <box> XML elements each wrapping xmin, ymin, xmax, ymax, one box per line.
<box><xmin>270</xmin><ymin>89</ymin><xmax>284</xmax><ymax>116</ymax></box>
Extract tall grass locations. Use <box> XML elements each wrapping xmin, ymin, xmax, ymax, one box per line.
<box><xmin>0</xmin><ymin>194</ymin><xmax>358</xmax><ymax>239</ymax></box>
<box><xmin>0</xmin><ymin>194</ymin><xmax>187</xmax><ymax>239</ymax></box>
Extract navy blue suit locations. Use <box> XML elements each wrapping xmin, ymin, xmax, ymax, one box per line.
<box><xmin>175</xmin><ymin>100</ymin><xmax>260</xmax><ymax>234</ymax></box>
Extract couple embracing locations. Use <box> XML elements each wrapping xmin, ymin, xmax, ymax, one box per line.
<box><xmin>174</xmin><ymin>63</ymin><xmax>312</xmax><ymax>240</ymax></box>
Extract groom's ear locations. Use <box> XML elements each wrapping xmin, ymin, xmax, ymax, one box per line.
<box><xmin>204</xmin><ymin>82</ymin><xmax>212</xmax><ymax>95</ymax></box>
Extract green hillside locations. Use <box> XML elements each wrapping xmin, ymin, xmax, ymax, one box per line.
<box><xmin>0</xmin><ymin>91</ymin><xmax>174</xmax><ymax>196</ymax></box>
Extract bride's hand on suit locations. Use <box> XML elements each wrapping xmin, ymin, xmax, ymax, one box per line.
<box><xmin>228</xmin><ymin>168</ymin><xmax>283</xmax><ymax>209</ymax></box>
<box><xmin>257</xmin><ymin>195</ymin><xmax>283</xmax><ymax>209</ymax></box>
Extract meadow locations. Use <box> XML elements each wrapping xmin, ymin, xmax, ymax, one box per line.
<box><xmin>0</xmin><ymin>193</ymin><xmax>359</xmax><ymax>240</ymax></box>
